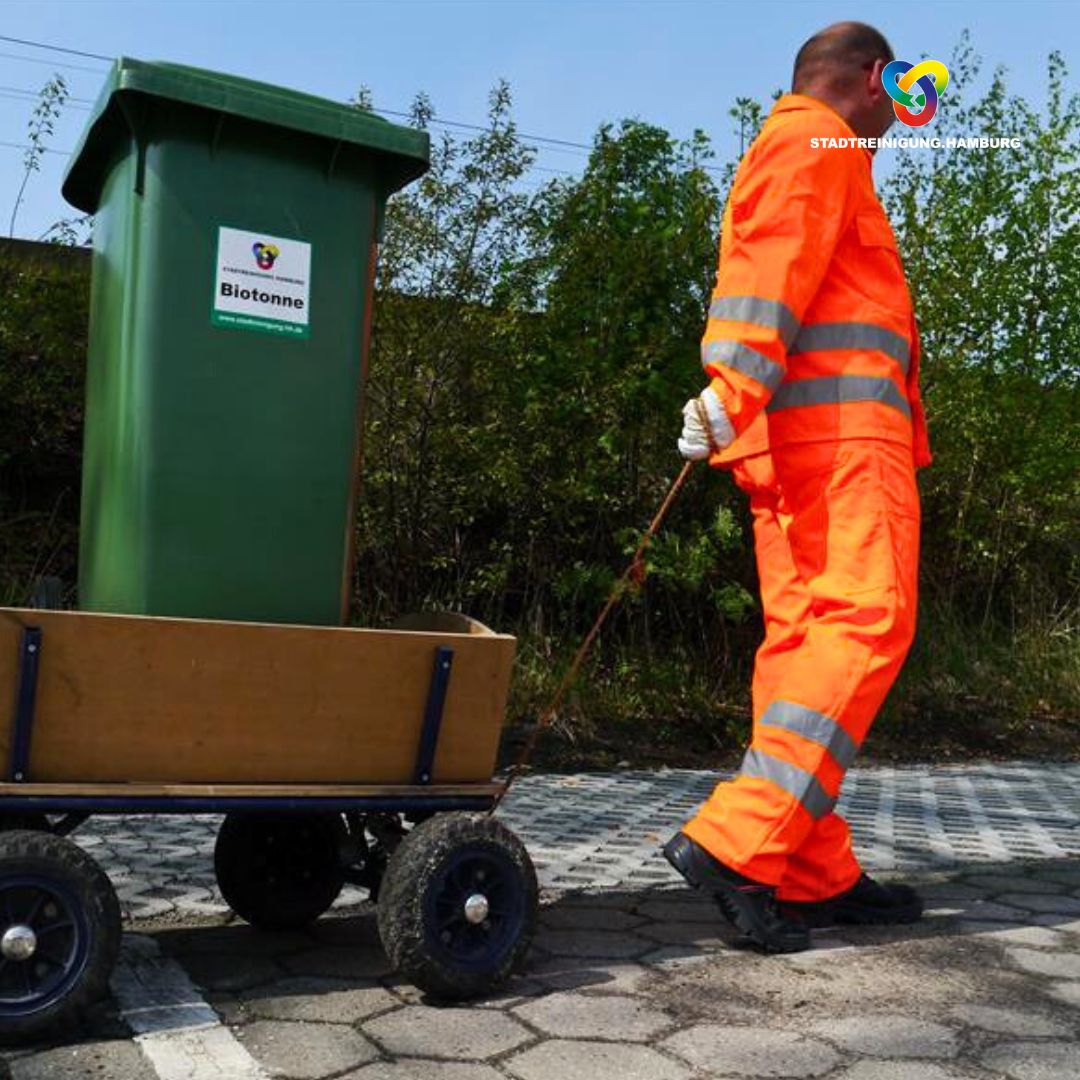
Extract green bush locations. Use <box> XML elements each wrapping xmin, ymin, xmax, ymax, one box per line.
<box><xmin>0</xmin><ymin>243</ymin><xmax>87</xmax><ymax>604</ymax></box>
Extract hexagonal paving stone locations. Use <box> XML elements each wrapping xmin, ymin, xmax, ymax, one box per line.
<box><xmin>830</xmin><ymin>1064</ymin><xmax>956</xmax><ymax>1080</ymax></box>
<box><xmin>179</xmin><ymin>951</ymin><xmax>283</xmax><ymax>993</ymax></box>
<box><xmin>506</xmin><ymin>1039</ymin><xmax>690</xmax><ymax>1080</ymax></box>
<box><xmin>1006</xmin><ymin>947</ymin><xmax>1080</xmax><ymax>980</ymax></box>
<box><xmin>779</xmin><ymin>941</ymin><xmax>862</xmax><ymax>969</ymax></box>
<box><xmin>514</xmin><ymin>992</ymin><xmax>672</xmax><ymax>1041</ymax></box>
<box><xmin>205</xmin><ymin>991</ymin><xmax>247</xmax><ymax>1027</ymax></box>
<box><xmin>951</xmin><ymin>1003</ymin><xmax>1071</xmax><ymax>1038</ymax></box>
<box><xmin>363</xmin><ymin>1005</ymin><xmax>532</xmax><ymax>1059</ymax></box>
<box><xmin>307</xmin><ymin>913</ymin><xmax>382</xmax><ymax>946</ymax></box>
<box><xmin>998</xmin><ymin>894</ymin><xmax>1080</xmax><ymax>915</ymax></box>
<box><xmin>917</xmin><ymin>882</ymin><xmax>993</xmax><ymax>902</ymax></box>
<box><xmin>953</xmin><ymin>901</ymin><xmax>1030</xmax><ymax>922</ymax></box>
<box><xmin>528</xmin><ymin>955</ymin><xmax>653</xmax><ymax>995</ymax></box>
<box><xmin>1045</xmin><ymin>981</ymin><xmax>1080</xmax><ymax>1008</ymax></box>
<box><xmin>636</xmin><ymin>896</ymin><xmax>720</xmax><ymax>923</ymax></box>
<box><xmin>9</xmin><ymin>1041</ymin><xmax>153</xmax><ymax>1080</ymax></box>
<box><xmin>534</xmin><ymin>928</ymin><xmax>650</xmax><ymax>960</ymax></box>
<box><xmin>1033</xmin><ymin>916</ymin><xmax>1080</xmax><ymax>934</ymax></box>
<box><xmin>237</xmin><ymin>1019</ymin><xmax>377</xmax><ymax>1079</ymax></box>
<box><xmin>345</xmin><ymin>1063</ymin><xmax>505</xmax><ymax>1080</ymax></box>
<box><xmin>639</xmin><ymin>944</ymin><xmax>719</xmax><ymax>973</ymax></box>
<box><xmin>163</xmin><ymin>925</ymin><xmax>314</xmax><ymax>957</ymax></box>
<box><xmin>540</xmin><ymin>905</ymin><xmax>646</xmax><ymax>931</ymax></box>
<box><xmin>663</xmin><ymin>1025</ymin><xmax>841</xmax><ymax>1077</ymax></box>
<box><xmin>637</xmin><ymin>921</ymin><xmax>730</xmax><ymax>948</ymax></box>
<box><xmin>282</xmin><ymin>944</ymin><xmax>393</xmax><ymax>980</ymax></box>
<box><xmin>955</xmin><ymin>923</ymin><xmax>1065</xmax><ymax>949</ymax></box>
<box><xmin>1037</xmin><ymin>868</ymin><xmax>1080</xmax><ymax>888</ymax></box>
<box><xmin>807</xmin><ymin>1016</ymin><xmax>959</xmax><ymax>1059</ymax></box>
<box><xmin>980</xmin><ymin>1040</ymin><xmax>1080</xmax><ymax>1080</ymax></box>
<box><xmin>239</xmin><ymin>975</ymin><xmax>397</xmax><ymax>1022</ymax></box>
<box><xmin>381</xmin><ymin>973</ymin><xmax>543</xmax><ymax>1009</ymax></box>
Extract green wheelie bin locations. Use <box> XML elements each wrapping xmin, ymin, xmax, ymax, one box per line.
<box><xmin>63</xmin><ymin>58</ymin><xmax>428</xmax><ymax>625</ymax></box>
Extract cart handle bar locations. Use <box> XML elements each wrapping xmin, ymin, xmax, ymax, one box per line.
<box><xmin>492</xmin><ymin>459</ymin><xmax>697</xmax><ymax>811</ymax></box>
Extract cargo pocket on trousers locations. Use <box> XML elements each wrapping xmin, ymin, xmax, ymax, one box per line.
<box><xmin>869</xmin><ymin>443</ymin><xmax>921</xmax><ymax>609</ymax></box>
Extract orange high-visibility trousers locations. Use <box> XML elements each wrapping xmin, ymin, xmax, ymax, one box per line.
<box><xmin>683</xmin><ymin>437</ymin><xmax>920</xmax><ymax>902</ymax></box>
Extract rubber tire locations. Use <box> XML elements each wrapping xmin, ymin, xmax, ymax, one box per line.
<box><xmin>0</xmin><ymin>830</ymin><xmax>121</xmax><ymax>1045</ymax></box>
<box><xmin>214</xmin><ymin>813</ymin><xmax>346</xmax><ymax>931</ymax></box>
<box><xmin>377</xmin><ymin>813</ymin><xmax>537</xmax><ymax>1001</ymax></box>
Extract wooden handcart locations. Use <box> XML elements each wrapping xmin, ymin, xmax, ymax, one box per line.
<box><xmin>0</xmin><ymin>605</ymin><xmax>537</xmax><ymax>1041</ymax></box>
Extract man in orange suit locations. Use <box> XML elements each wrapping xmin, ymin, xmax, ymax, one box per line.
<box><xmin>664</xmin><ymin>21</ymin><xmax>931</xmax><ymax>952</ymax></box>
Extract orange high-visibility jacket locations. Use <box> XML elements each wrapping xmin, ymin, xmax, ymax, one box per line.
<box><xmin>703</xmin><ymin>94</ymin><xmax>931</xmax><ymax>467</ymax></box>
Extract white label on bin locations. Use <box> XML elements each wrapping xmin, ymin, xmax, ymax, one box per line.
<box><xmin>212</xmin><ymin>226</ymin><xmax>311</xmax><ymax>339</ymax></box>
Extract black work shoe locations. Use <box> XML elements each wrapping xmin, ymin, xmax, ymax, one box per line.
<box><xmin>662</xmin><ymin>832</ymin><xmax>810</xmax><ymax>954</ymax></box>
<box><xmin>780</xmin><ymin>874</ymin><xmax>924</xmax><ymax>928</ymax></box>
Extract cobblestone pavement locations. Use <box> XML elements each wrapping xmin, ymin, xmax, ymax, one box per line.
<box><xmin>2</xmin><ymin>764</ymin><xmax>1079</xmax><ymax>1080</ymax></box>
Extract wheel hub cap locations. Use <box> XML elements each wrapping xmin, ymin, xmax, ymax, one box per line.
<box><xmin>1</xmin><ymin>924</ymin><xmax>37</xmax><ymax>961</ymax></box>
<box><xmin>463</xmin><ymin>893</ymin><xmax>490</xmax><ymax>924</ymax></box>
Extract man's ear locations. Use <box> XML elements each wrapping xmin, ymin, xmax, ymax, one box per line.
<box><xmin>868</xmin><ymin>57</ymin><xmax>889</xmax><ymax>103</ymax></box>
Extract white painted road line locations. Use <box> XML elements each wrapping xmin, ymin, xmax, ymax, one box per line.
<box><xmin>111</xmin><ymin>934</ymin><xmax>267</xmax><ymax>1080</ymax></box>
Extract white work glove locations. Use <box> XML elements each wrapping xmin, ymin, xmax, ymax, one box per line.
<box><xmin>678</xmin><ymin>385</ymin><xmax>735</xmax><ymax>459</ymax></box>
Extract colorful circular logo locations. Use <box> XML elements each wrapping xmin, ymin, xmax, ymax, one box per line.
<box><xmin>252</xmin><ymin>241</ymin><xmax>280</xmax><ymax>270</ymax></box>
<box><xmin>882</xmin><ymin>59</ymin><xmax>950</xmax><ymax>128</ymax></box>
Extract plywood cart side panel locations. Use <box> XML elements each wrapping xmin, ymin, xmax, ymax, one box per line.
<box><xmin>0</xmin><ymin>609</ymin><xmax>516</xmax><ymax>785</ymax></box>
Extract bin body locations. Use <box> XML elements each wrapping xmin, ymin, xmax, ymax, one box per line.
<box><xmin>63</xmin><ymin>60</ymin><xmax>428</xmax><ymax>625</ymax></box>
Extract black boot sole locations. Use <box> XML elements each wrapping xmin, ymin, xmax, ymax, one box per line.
<box><xmin>782</xmin><ymin>896</ymin><xmax>924</xmax><ymax>928</ymax></box>
<box><xmin>662</xmin><ymin>835</ymin><xmax>810</xmax><ymax>954</ymax></box>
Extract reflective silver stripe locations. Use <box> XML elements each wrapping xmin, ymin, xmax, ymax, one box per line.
<box><xmin>766</xmin><ymin>375</ymin><xmax>911</xmax><ymax>419</ymax></box>
<box><xmin>709</xmin><ymin>295</ymin><xmax>800</xmax><ymax>348</ymax></box>
<box><xmin>739</xmin><ymin>748</ymin><xmax>835</xmax><ymax>820</ymax></box>
<box><xmin>702</xmin><ymin>340</ymin><xmax>785</xmax><ymax>392</ymax></box>
<box><xmin>791</xmin><ymin>322</ymin><xmax>910</xmax><ymax>374</ymax></box>
<box><xmin>760</xmin><ymin>701</ymin><xmax>859</xmax><ymax>770</ymax></box>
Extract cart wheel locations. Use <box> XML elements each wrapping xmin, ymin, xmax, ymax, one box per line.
<box><xmin>377</xmin><ymin>813</ymin><xmax>537</xmax><ymax>1001</ymax></box>
<box><xmin>214</xmin><ymin>813</ymin><xmax>346</xmax><ymax>931</ymax></box>
<box><xmin>0</xmin><ymin>829</ymin><xmax>121</xmax><ymax>1044</ymax></box>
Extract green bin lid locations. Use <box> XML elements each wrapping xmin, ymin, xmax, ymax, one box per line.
<box><xmin>63</xmin><ymin>57</ymin><xmax>430</xmax><ymax>213</ymax></box>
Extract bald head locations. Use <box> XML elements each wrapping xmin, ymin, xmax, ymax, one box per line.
<box><xmin>791</xmin><ymin>22</ymin><xmax>897</xmax><ymax>144</ymax></box>
<box><xmin>793</xmin><ymin>22</ymin><xmax>894</xmax><ymax>93</ymax></box>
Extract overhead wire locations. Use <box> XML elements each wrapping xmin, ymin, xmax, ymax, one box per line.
<box><xmin>0</xmin><ymin>34</ymin><xmax>111</xmax><ymax>63</ymax></box>
<box><xmin>0</xmin><ymin>86</ymin><xmax>93</xmax><ymax>108</ymax></box>
<box><xmin>0</xmin><ymin>140</ymin><xmax>71</xmax><ymax>156</ymax></box>
<box><xmin>0</xmin><ymin>32</ymin><xmax>730</xmax><ymax>175</ymax></box>
<box><xmin>0</xmin><ymin>49</ymin><xmax>110</xmax><ymax>75</ymax></box>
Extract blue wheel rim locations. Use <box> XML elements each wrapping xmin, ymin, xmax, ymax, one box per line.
<box><xmin>423</xmin><ymin>846</ymin><xmax>526</xmax><ymax>973</ymax></box>
<box><xmin>0</xmin><ymin>875</ymin><xmax>89</xmax><ymax>1018</ymax></box>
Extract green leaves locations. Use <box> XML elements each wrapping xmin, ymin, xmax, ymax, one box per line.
<box><xmin>882</xmin><ymin>34</ymin><xmax>1080</xmax><ymax>626</ymax></box>
<box><xmin>359</xmin><ymin>103</ymin><xmax>735</xmax><ymax>639</ymax></box>
<box><xmin>0</xmin><ymin>247</ymin><xmax>88</xmax><ymax>602</ymax></box>
<box><xmin>9</xmin><ymin>74</ymin><xmax>68</xmax><ymax>238</ymax></box>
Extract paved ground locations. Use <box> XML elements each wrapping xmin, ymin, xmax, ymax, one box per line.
<box><xmin>70</xmin><ymin>764</ymin><xmax>1080</xmax><ymax>920</ymax></box>
<box><xmin>3</xmin><ymin>764</ymin><xmax>1080</xmax><ymax>1079</ymax></box>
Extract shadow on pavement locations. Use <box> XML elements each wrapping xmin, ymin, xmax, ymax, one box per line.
<box><xmin>148</xmin><ymin>854</ymin><xmax>1080</xmax><ymax>1000</ymax></box>
<box><xmin>2</xmin><ymin>853</ymin><xmax>1077</xmax><ymax>1072</ymax></box>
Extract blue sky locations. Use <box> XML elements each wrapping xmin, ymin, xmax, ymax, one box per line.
<box><xmin>1</xmin><ymin>0</ymin><xmax>1075</xmax><ymax>240</ymax></box>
